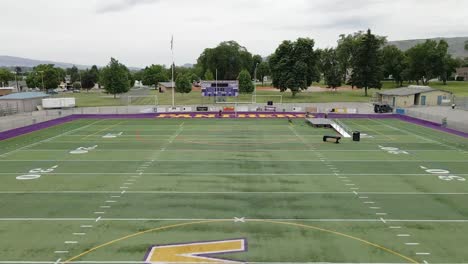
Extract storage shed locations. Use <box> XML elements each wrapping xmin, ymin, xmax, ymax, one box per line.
<box><xmin>376</xmin><ymin>86</ymin><xmax>452</xmax><ymax>108</ymax></box>
<box><xmin>0</xmin><ymin>92</ymin><xmax>49</xmax><ymax>114</ymax></box>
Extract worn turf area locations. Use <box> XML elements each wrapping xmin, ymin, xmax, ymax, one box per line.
<box><xmin>0</xmin><ymin>118</ymin><xmax>467</xmax><ymax>264</ymax></box>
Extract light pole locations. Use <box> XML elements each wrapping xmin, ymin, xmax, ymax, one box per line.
<box><xmin>215</xmin><ymin>69</ymin><xmax>218</xmax><ymax>103</ymax></box>
<box><xmin>79</xmin><ymin>71</ymin><xmax>83</xmax><ymax>89</ymax></box>
<box><xmin>254</xmin><ymin>62</ymin><xmax>259</xmax><ymax>103</ymax></box>
<box><xmin>10</xmin><ymin>71</ymin><xmax>18</xmax><ymax>91</ymax></box>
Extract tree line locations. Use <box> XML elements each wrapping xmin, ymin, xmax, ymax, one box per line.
<box><xmin>2</xmin><ymin>29</ymin><xmax>467</xmax><ymax>98</ymax></box>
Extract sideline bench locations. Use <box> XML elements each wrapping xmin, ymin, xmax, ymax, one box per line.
<box><xmin>323</xmin><ymin>135</ymin><xmax>341</xmax><ymax>144</ymax></box>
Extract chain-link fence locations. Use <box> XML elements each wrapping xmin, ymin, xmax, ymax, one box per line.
<box><xmin>404</xmin><ymin>108</ymin><xmax>468</xmax><ymax>133</ymax></box>
<box><xmin>0</xmin><ymin>111</ymin><xmax>70</xmax><ymax>132</ymax></box>
<box><xmin>0</xmin><ymin>102</ymin><xmax>376</xmax><ymax>133</ymax></box>
<box><xmin>454</xmin><ymin>97</ymin><xmax>468</xmax><ymax>111</ymax></box>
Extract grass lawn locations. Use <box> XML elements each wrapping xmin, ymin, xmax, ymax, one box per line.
<box><xmin>54</xmin><ymin>89</ymin><xmax>375</xmax><ymax>107</ymax></box>
<box><xmin>0</xmin><ymin>117</ymin><xmax>467</xmax><ymax>263</ymax></box>
<box><xmin>53</xmin><ymin>81</ymin><xmax>467</xmax><ymax>107</ymax></box>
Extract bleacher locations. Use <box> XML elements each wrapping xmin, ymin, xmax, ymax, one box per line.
<box><xmin>306</xmin><ymin>118</ymin><xmax>351</xmax><ymax>138</ymax></box>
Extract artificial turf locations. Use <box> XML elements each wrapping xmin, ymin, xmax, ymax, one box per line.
<box><xmin>0</xmin><ymin>118</ymin><xmax>467</xmax><ymax>263</ymax></box>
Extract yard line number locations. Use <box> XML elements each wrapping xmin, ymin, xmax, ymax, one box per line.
<box><xmin>378</xmin><ymin>145</ymin><xmax>408</xmax><ymax>155</ymax></box>
<box><xmin>420</xmin><ymin>166</ymin><xmax>466</xmax><ymax>182</ymax></box>
<box><xmin>16</xmin><ymin>165</ymin><xmax>59</xmax><ymax>180</ymax></box>
<box><xmin>70</xmin><ymin>145</ymin><xmax>98</xmax><ymax>154</ymax></box>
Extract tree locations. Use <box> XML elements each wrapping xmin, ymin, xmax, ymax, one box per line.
<box><xmin>465</xmin><ymin>41</ymin><xmax>468</xmax><ymax>51</ymax></box>
<box><xmin>80</xmin><ymin>66</ymin><xmax>101</xmax><ymax>91</ymax></box>
<box><xmin>0</xmin><ymin>69</ymin><xmax>15</xmax><ymax>87</ymax></box>
<box><xmin>252</xmin><ymin>54</ymin><xmax>263</xmax><ymax>76</ymax></box>
<box><xmin>100</xmin><ymin>58</ymin><xmax>131</xmax><ymax>98</ymax></box>
<box><xmin>320</xmin><ymin>48</ymin><xmax>342</xmax><ymax>89</ymax></box>
<box><xmin>269</xmin><ymin>38</ymin><xmax>320</xmax><ymax>96</ymax></box>
<box><xmin>350</xmin><ymin>29</ymin><xmax>386</xmax><ymax>96</ymax></box>
<box><xmin>204</xmin><ymin>70</ymin><xmax>214</xmax><ymax>80</ymax></box>
<box><xmin>141</xmin><ymin>65</ymin><xmax>168</xmax><ymax>86</ymax></box>
<box><xmin>175</xmin><ymin>74</ymin><xmax>192</xmax><ymax>94</ymax></box>
<box><xmin>89</xmin><ymin>65</ymin><xmax>100</xmax><ymax>86</ymax></box>
<box><xmin>238</xmin><ymin>69</ymin><xmax>254</xmax><ymax>94</ymax></box>
<box><xmin>461</xmin><ymin>57</ymin><xmax>468</xmax><ymax>67</ymax></box>
<box><xmin>128</xmin><ymin>70</ymin><xmax>135</xmax><ymax>88</ymax></box>
<box><xmin>25</xmin><ymin>64</ymin><xmax>61</xmax><ymax>90</ymax></box>
<box><xmin>440</xmin><ymin>55</ymin><xmax>460</xmax><ymax>84</ymax></box>
<box><xmin>189</xmin><ymin>73</ymin><xmax>199</xmax><ymax>83</ymax></box>
<box><xmin>132</xmin><ymin>70</ymin><xmax>144</xmax><ymax>82</ymax></box>
<box><xmin>382</xmin><ymin>45</ymin><xmax>407</xmax><ymax>87</ymax></box>
<box><xmin>196</xmin><ymin>41</ymin><xmax>254</xmax><ymax>80</ymax></box>
<box><xmin>336</xmin><ymin>32</ymin><xmax>362</xmax><ymax>83</ymax></box>
<box><xmin>67</xmin><ymin>66</ymin><xmax>80</xmax><ymax>83</ymax></box>
<box><xmin>81</xmin><ymin>69</ymin><xmax>96</xmax><ymax>91</ymax></box>
<box><xmin>257</xmin><ymin>61</ymin><xmax>270</xmax><ymax>86</ymax></box>
<box><xmin>72</xmin><ymin>81</ymin><xmax>81</xmax><ymax>90</ymax></box>
<box><xmin>405</xmin><ymin>40</ymin><xmax>452</xmax><ymax>85</ymax></box>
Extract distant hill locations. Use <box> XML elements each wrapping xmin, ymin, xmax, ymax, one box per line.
<box><xmin>0</xmin><ymin>55</ymin><xmax>141</xmax><ymax>71</ymax></box>
<box><xmin>388</xmin><ymin>37</ymin><xmax>468</xmax><ymax>58</ymax></box>
<box><xmin>0</xmin><ymin>55</ymin><xmax>91</xmax><ymax>69</ymax></box>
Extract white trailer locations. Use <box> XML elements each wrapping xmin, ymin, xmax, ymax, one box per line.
<box><xmin>42</xmin><ymin>98</ymin><xmax>76</xmax><ymax>109</ymax></box>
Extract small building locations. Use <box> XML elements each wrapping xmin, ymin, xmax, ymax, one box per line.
<box><xmin>0</xmin><ymin>87</ymin><xmax>15</xmax><ymax>97</ymax></box>
<box><xmin>0</xmin><ymin>92</ymin><xmax>49</xmax><ymax>114</ymax></box>
<box><xmin>158</xmin><ymin>82</ymin><xmax>175</xmax><ymax>92</ymax></box>
<box><xmin>376</xmin><ymin>86</ymin><xmax>452</xmax><ymax>108</ymax></box>
<box><xmin>456</xmin><ymin>67</ymin><xmax>468</xmax><ymax>81</ymax></box>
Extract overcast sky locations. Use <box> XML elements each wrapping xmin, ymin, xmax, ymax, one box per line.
<box><xmin>1</xmin><ymin>0</ymin><xmax>467</xmax><ymax>68</ymax></box>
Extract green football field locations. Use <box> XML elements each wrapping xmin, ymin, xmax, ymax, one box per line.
<box><xmin>0</xmin><ymin>117</ymin><xmax>467</xmax><ymax>264</ymax></box>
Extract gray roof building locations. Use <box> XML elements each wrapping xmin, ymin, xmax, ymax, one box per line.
<box><xmin>377</xmin><ymin>86</ymin><xmax>437</xmax><ymax>96</ymax></box>
<box><xmin>0</xmin><ymin>92</ymin><xmax>49</xmax><ymax>114</ymax></box>
<box><xmin>0</xmin><ymin>92</ymin><xmax>49</xmax><ymax>100</ymax></box>
<box><xmin>159</xmin><ymin>82</ymin><xmax>175</xmax><ymax>88</ymax></box>
<box><xmin>376</xmin><ymin>86</ymin><xmax>452</xmax><ymax>108</ymax></box>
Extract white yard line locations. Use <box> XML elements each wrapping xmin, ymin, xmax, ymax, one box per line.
<box><xmin>5</xmin><ymin>159</ymin><xmax>463</xmax><ymax>162</ymax></box>
<box><xmin>3</xmin><ymin>172</ymin><xmax>467</xmax><ymax>176</ymax></box>
<box><xmin>17</xmin><ymin>149</ymin><xmax>465</xmax><ymax>152</ymax></box>
<box><xmin>2</xmin><ymin>191</ymin><xmax>468</xmax><ymax>195</ymax></box>
<box><xmin>1</xmin><ymin>217</ymin><xmax>468</xmax><ymax>222</ymax></box>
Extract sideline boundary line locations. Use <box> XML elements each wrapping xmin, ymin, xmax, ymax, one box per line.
<box><xmin>1</xmin><ymin>191</ymin><xmax>467</xmax><ymax>195</ymax></box>
<box><xmin>2</xmin><ymin>218</ymin><xmax>468</xmax><ymax>223</ymax></box>
<box><xmin>0</xmin><ymin>119</ymin><xmax>105</xmax><ymax>157</ymax></box>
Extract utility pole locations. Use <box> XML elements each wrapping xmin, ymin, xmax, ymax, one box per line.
<box><xmin>171</xmin><ymin>35</ymin><xmax>175</xmax><ymax>107</ymax></box>
<box><xmin>11</xmin><ymin>71</ymin><xmax>18</xmax><ymax>92</ymax></box>
<box><xmin>79</xmin><ymin>71</ymin><xmax>82</xmax><ymax>89</ymax></box>
<box><xmin>254</xmin><ymin>62</ymin><xmax>259</xmax><ymax>103</ymax></box>
<box><xmin>215</xmin><ymin>69</ymin><xmax>218</xmax><ymax>103</ymax></box>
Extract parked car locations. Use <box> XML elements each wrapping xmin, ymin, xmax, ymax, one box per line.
<box><xmin>374</xmin><ymin>103</ymin><xmax>393</xmax><ymax>113</ymax></box>
<box><xmin>47</xmin><ymin>89</ymin><xmax>58</xmax><ymax>95</ymax></box>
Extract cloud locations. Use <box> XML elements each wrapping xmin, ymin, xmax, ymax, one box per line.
<box><xmin>276</xmin><ymin>15</ymin><xmax>378</xmax><ymax>33</ymax></box>
<box><xmin>96</xmin><ymin>0</ymin><xmax>160</xmax><ymax>13</ymax></box>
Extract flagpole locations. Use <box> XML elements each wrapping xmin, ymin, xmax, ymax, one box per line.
<box><xmin>171</xmin><ymin>35</ymin><xmax>175</xmax><ymax>107</ymax></box>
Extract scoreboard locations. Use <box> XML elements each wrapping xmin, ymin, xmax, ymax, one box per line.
<box><xmin>201</xmin><ymin>80</ymin><xmax>239</xmax><ymax>97</ymax></box>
